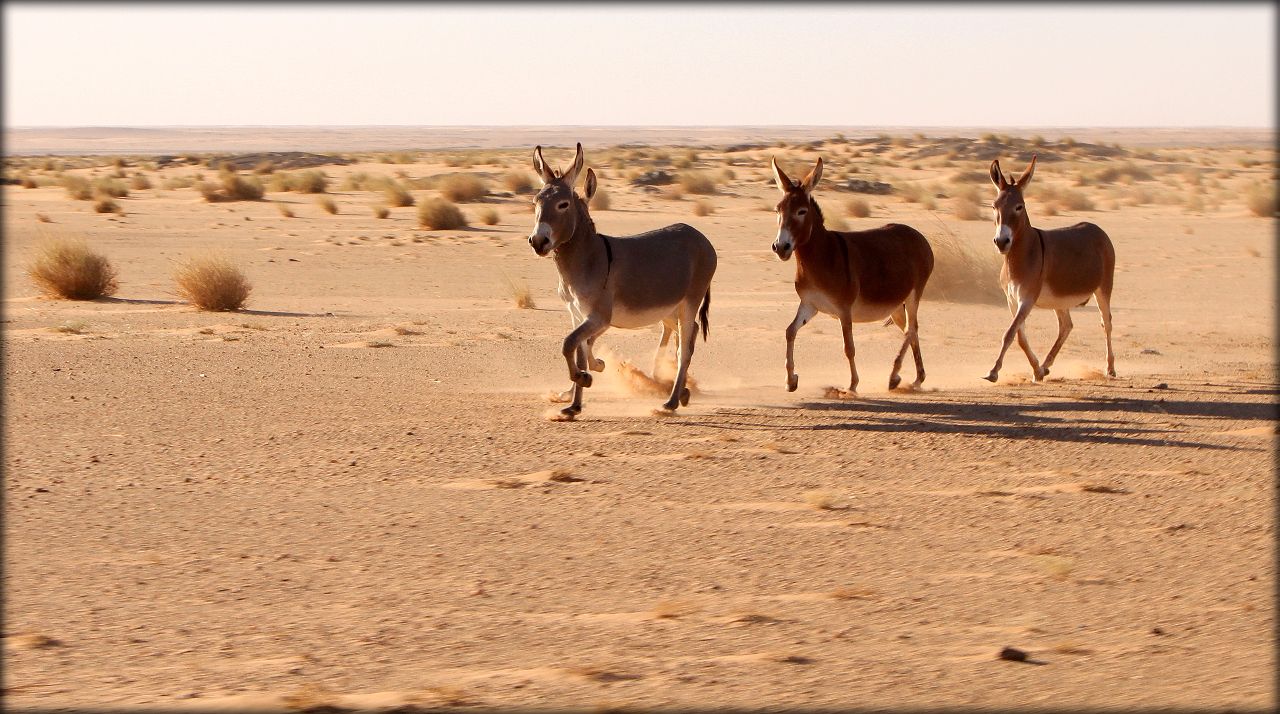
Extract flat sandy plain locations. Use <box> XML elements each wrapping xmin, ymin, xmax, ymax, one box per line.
<box><xmin>3</xmin><ymin>127</ymin><xmax>1276</xmax><ymax>712</ymax></box>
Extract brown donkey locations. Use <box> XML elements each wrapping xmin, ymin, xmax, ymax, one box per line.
<box><xmin>771</xmin><ymin>157</ymin><xmax>934</xmax><ymax>396</ymax></box>
<box><xmin>984</xmin><ymin>155</ymin><xmax>1117</xmax><ymax>383</ymax></box>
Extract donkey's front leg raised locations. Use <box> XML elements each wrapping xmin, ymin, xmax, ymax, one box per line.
<box><xmin>563</xmin><ymin>316</ymin><xmax>609</xmax><ymax>388</ymax></box>
<box><xmin>985</xmin><ymin>299</ymin><xmax>1035</xmax><ymax>382</ymax></box>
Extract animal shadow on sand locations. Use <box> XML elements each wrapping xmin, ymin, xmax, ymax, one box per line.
<box><xmin>690</xmin><ymin>386</ymin><xmax>1271</xmax><ymax>451</ymax></box>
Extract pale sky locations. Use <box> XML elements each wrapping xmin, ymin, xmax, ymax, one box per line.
<box><xmin>4</xmin><ymin>3</ymin><xmax>1274</xmax><ymax>127</ymax></box>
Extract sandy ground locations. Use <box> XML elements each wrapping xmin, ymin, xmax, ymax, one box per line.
<box><xmin>3</xmin><ymin>131</ymin><xmax>1276</xmax><ymax>712</ymax></box>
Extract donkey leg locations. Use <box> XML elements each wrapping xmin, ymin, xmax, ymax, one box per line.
<box><xmin>986</xmin><ymin>299</ymin><xmax>1034</xmax><ymax>382</ymax></box>
<box><xmin>562</xmin><ymin>344</ymin><xmax>590</xmax><ymax>416</ymax></box>
<box><xmin>888</xmin><ymin>304</ymin><xmax>911</xmax><ymax>390</ymax></box>
<box><xmin>1015</xmin><ymin>328</ymin><xmax>1045</xmax><ymax>382</ymax></box>
<box><xmin>662</xmin><ymin>307</ymin><xmax>699</xmax><ymax>411</ymax></box>
<box><xmin>562</xmin><ymin>317</ymin><xmax>608</xmax><ymax>389</ymax></box>
<box><xmin>906</xmin><ymin>291</ymin><xmax>925</xmax><ymax>387</ymax></box>
<box><xmin>1040</xmin><ymin>309</ymin><xmax>1073</xmax><ymax>377</ymax></box>
<box><xmin>652</xmin><ymin>319</ymin><xmax>675</xmax><ymax>379</ymax></box>
<box><xmin>785</xmin><ymin>302</ymin><xmax>817</xmax><ymax>392</ymax></box>
<box><xmin>837</xmin><ymin>312</ymin><xmax>859</xmax><ymax>396</ymax></box>
<box><xmin>1095</xmin><ymin>289</ymin><xmax>1116</xmax><ymax>377</ymax></box>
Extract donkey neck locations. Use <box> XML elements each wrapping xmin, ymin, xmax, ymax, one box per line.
<box><xmin>1005</xmin><ymin>217</ymin><xmax>1044</xmax><ymax>280</ymax></box>
<box><xmin>795</xmin><ymin>222</ymin><xmax>850</xmax><ymax>284</ymax></box>
<box><xmin>552</xmin><ymin>208</ymin><xmax>608</xmax><ymax>288</ymax></box>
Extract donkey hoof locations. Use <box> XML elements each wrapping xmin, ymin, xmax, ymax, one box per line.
<box><xmin>548</xmin><ymin>389</ymin><xmax>574</xmax><ymax>404</ymax></box>
<box><xmin>983</xmin><ymin>371</ymin><xmax>999</xmax><ymax>383</ymax></box>
<box><xmin>1107</xmin><ymin>369</ymin><xmax>1117</xmax><ymax>378</ymax></box>
<box><xmin>679</xmin><ymin>387</ymin><xmax>691</xmax><ymax>407</ymax></box>
<box><xmin>888</xmin><ymin>374</ymin><xmax>902</xmax><ymax>390</ymax></box>
<box><xmin>559</xmin><ymin>405</ymin><xmax>581</xmax><ymax>418</ymax></box>
<box><xmin>574</xmin><ymin>371</ymin><xmax>593</xmax><ymax>388</ymax></box>
<box><xmin>787</xmin><ymin>374</ymin><xmax>799</xmax><ymax>392</ymax></box>
<box><xmin>590</xmin><ymin>358</ymin><xmax>605</xmax><ymax>372</ymax></box>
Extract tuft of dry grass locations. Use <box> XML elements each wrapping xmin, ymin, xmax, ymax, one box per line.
<box><xmin>276</xmin><ymin>202</ymin><xmax>295</xmax><ymax>218</ymax></box>
<box><xmin>36</xmin><ymin>212</ymin><xmax>52</xmax><ymax>223</ymax></box>
<box><xmin>692</xmin><ymin>198</ymin><xmax>714</xmax><ymax>217</ymax></box>
<box><xmin>61</xmin><ymin>174</ymin><xmax>92</xmax><ymax>200</ymax></box>
<box><xmin>418</xmin><ymin>198</ymin><xmax>468</xmax><ymax>229</ymax></box>
<box><xmin>475</xmin><ymin>207</ymin><xmax>498</xmax><ymax>225</ymax></box>
<box><xmin>173</xmin><ymin>254</ymin><xmax>252</xmax><ymax>311</ymax></box>
<box><xmin>93</xmin><ymin>197</ymin><xmax>120</xmax><ymax>214</ymax></box>
<box><xmin>502</xmin><ymin>171</ymin><xmax>535</xmax><ymax>194</ymax></box>
<box><xmin>1030</xmin><ymin>554</ymin><xmax>1076</xmax><ymax>581</ymax></box>
<box><xmin>439</xmin><ymin>174</ymin><xmax>488</xmax><ymax>202</ymax></box>
<box><xmin>1245</xmin><ymin>181</ymin><xmax>1276</xmax><ymax>217</ymax></box>
<box><xmin>925</xmin><ymin>222</ymin><xmax>1004</xmax><ymax>305</ymax></box>
<box><xmin>845</xmin><ymin>198</ymin><xmax>871</xmax><ymax>218</ymax></box>
<box><xmin>373</xmin><ymin>205</ymin><xmax>390</xmax><ymax>219</ymax></box>
<box><xmin>384</xmin><ymin>181</ymin><xmax>415</xmax><ymax>207</ymax></box>
<box><xmin>651</xmin><ymin>599</ymin><xmax>698</xmax><ymax>619</ymax></box>
<box><xmin>53</xmin><ymin>320</ymin><xmax>88</xmax><ymax>334</ymax></box>
<box><xmin>317</xmin><ymin>196</ymin><xmax>338</xmax><ymax>215</ymax></box>
<box><xmin>825</xmin><ymin>214</ymin><xmax>848</xmax><ymax>231</ymax></box>
<box><xmin>27</xmin><ymin>236</ymin><xmax>119</xmax><ymax>300</ymax></box>
<box><xmin>677</xmin><ymin>171</ymin><xmax>717</xmax><ymax>195</ymax></box>
<box><xmin>130</xmin><ymin>173</ymin><xmax>152</xmax><ymax>190</ymax></box>
<box><xmin>951</xmin><ymin>194</ymin><xmax>982</xmax><ymax>221</ymax></box>
<box><xmin>503</xmin><ymin>272</ymin><xmax>535</xmax><ymax>309</ymax></box>
<box><xmin>94</xmin><ymin>177</ymin><xmax>129</xmax><ymax>198</ymax></box>
<box><xmin>589</xmin><ymin>189</ymin><xmax>611</xmax><ymax>211</ymax></box>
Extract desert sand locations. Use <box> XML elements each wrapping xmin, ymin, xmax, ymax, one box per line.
<box><xmin>3</xmin><ymin>128</ymin><xmax>1275</xmax><ymax>712</ymax></box>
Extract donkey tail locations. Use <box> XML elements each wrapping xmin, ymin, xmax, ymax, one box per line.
<box><xmin>698</xmin><ymin>289</ymin><xmax>711</xmax><ymax>341</ymax></box>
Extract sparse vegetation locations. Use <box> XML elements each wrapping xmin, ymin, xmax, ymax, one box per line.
<box><xmin>1245</xmin><ymin>181</ymin><xmax>1276</xmax><ymax>217</ymax></box>
<box><xmin>503</xmin><ymin>272</ymin><xmax>535</xmax><ymax>309</ymax></box>
<box><xmin>502</xmin><ymin>171</ymin><xmax>535</xmax><ymax>194</ymax></box>
<box><xmin>373</xmin><ymin>205</ymin><xmax>390</xmax><ymax>219</ymax></box>
<box><xmin>589</xmin><ymin>189</ymin><xmax>611</xmax><ymax>211</ymax></box>
<box><xmin>27</xmin><ymin>236</ymin><xmax>119</xmax><ymax>300</ymax></box>
<box><xmin>130</xmin><ymin>173</ymin><xmax>152</xmax><ymax>190</ymax></box>
<box><xmin>845</xmin><ymin>198</ymin><xmax>871</xmax><ymax>218</ymax></box>
<box><xmin>276</xmin><ymin>202</ymin><xmax>295</xmax><ymax>218</ymax></box>
<box><xmin>478</xmin><ymin>207</ymin><xmax>499</xmax><ymax>225</ymax></box>
<box><xmin>93</xmin><ymin>197</ymin><xmax>120</xmax><ymax>214</ymax></box>
<box><xmin>692</xmin><ymin>198</ymin><xmax>714</xmax><ymax>216</ymax></box>
<box><xmin>318</xmin><ymin>196</ymin><xmax>338</xmax><ymax>214</ymax></box>
<box><xmin>173</xmin><ymin>254</ymin><xmax>251</xmax><ymax>311</ymax></box>
<box><xmin>926</xmin><ymin>225</ymin><xmax>1003</xmax><ymax>305</ymax></box>
<box><xmin>677</xmin><ymin>171</ymin><xmax>717</xmax><ymax>195</ymax></box>
<box><xmin>438</xmin><ymin>174</ymin><xmax>488</xmax><ymax>202</ymax></box>
<box><xmin>384</xmin><ymin>180</ymin><xmax>415</xmax><ymax>207</ymax></box>
<box><xmin>418</xmin><ymin>198</ymin><xmax>468</xmax><ymax>229</ymax></box>
<box><xmin>61</xmin><ymin>175</ymin><xmax>92</xmax><ymax>200</ymax></box>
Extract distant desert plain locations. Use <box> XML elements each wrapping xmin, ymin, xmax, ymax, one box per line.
<box><xmin>3</xmin><ymin>126</ymin><xmax>1275</xmax><ymax>712</ymax></box>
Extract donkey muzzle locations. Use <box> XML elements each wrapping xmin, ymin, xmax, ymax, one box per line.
<box><xmin>529</xmin><ymin>235</ymin><xmax>552</xmax><ymax>256</ymax></box>
<box><xmin>993</xmin><ymin>225</ymin><xmax>1012</xmax><ymax>254</ymax></box>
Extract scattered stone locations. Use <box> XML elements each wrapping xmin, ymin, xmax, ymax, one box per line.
<box><xmin>998</xmin><ymin>646</ymin><xmax>1028</xmax><ymax>662</ymax></box>
<box><xmin>1141</xmin><ymin>348</ymin><xmax>1162</xmax><ymax>355</ymax></box>
<box><xmin>630</xmin><ymin>170</ymin><xmax>673</xmax><ymax>186</ymax></box>
<box><xmin>1154</xmin><ymin>383</ymin><xmax>1169</xmax><ymax>389</ymax></box>
<box><xmin>1151</xmin><ymin>627</ymin><xmax>1166</xmax><ymax>636</ymax></box>
<box><xmin>840</xmin><ymin>179</ymin><xmax>894</xmax><ymax>195</ymax></box>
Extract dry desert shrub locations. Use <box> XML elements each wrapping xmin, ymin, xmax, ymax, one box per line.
<box><xmin>61</xmin><ymin>175</ymin><xmax>92</xmax><ymax>200</ymax></box>
<box><xmin>803</xmin><ymin>489</ymin><xmax>838</xmax><ymax>510</ymax></box>
<box><xmin>824</xmin><ymin>214</ymin><xmax>848</xmax><ymax>231</ymax></box>
<box><xmin>271</xmin><ymin>170</ymin><xmax>328</xmax><ymax>194</ymax></box>
<box><xmin>589</xmin><ymin>189</ymin><xmax>611</xmax><ymax>211</ymax></box>
<box><xmin>36</xmin><ymin>212</ymin><xmax>51</xmax><ymax>223</ymax></box>
<box><xmin>845</xmin><ymin>198</ymin><xmax>871</xmax><ymax>217</ymax></box>
<box><xmin>253</xmin><ymin>160</ymin><xmax>275</xmax><ymax>174</ymax></box>
<box><xmin>130</xmin><ymin>173</ymin><xmax>152</xmax><ymax>190</ymax></box>
<box><xmin>677</xmin><ymin>171</ymin><xmax>717</xmax><ymax>195</ymax></box>
<box><xmin>93</xmin><ymin>197</ymin><xmax>120</xmax><ymax>214</ymax></box>
<box><xmin>502</xmin><ymin>272</ymin><xmax>535</xmax><ymax>309</ymax></box>
<box><xmin>276</xmin><ymin>202</ymin><xmax>296</xmax><ymax>218</ymax></box>
<box><xmin>174</xmin><ymin>254</ymin><xmax>251</xmax><ymax>311</ymax></box>
<box><xmin>1057</xmin><ymin>188</ymin><xmax>1094</xmax><ymax>211</ymax></box>
<box><xmin>384</xmin><ymin>181</ymin><xmax>415</xmax><ymax>207</ymax></box>
<box><xmin>1245</xmin><ymin>181</ymin><xmax>1276</xmax><ymax>217</ymax></box>
<box><xmin>20</xmin><ymin>176</ymin><xmax>38</xmax><ymax>189</ymax></box>
<box><xmin>93</xmin><ymin>178</ymin><xmax>129</xmax><ymax>198</ymax></box>
<box><xmin>692</xmin><ymin>198</ymin><xmax>714</xmax><ymax>216</ymax></box>
<box><xmin>317</xmin><ymin>196</ymin><xmax>338</xmax><ymax>214</ymax></box>
<box><xmin>373</xmin><ymin>205</ymin><xmax>390</xmax><ymax>219</ymax></box>
<box><xmin>27</xmin><ymin>236</ymin><xmax>119</xmax><ymax>300</ymax></box>
<box><xmin>162</xmin><ymin>175</ymin><xmax>197</xmax><ymax>190</ymax></box>
<box><xmin>418</xmin><ymin>198</ymin><xmax>467</xmax><ymax>229</ymax></box>
<box><xmin>201</xmin><ymin>170</ymin><xmax>264</xmax><ymax>202</ymax></box>
<box><xmin>951</xmin><ymin>190</ymin><xmax>983</xmax><ymax>220</ymax></box>
<box><xmin>439</xmin><ymin>174</ymin><xmax>488</xmax><ymax>202</ymax></box>
<box><xmin>478</xmin><ymin>207</ymin><xmax>499</xmax><ymax>225</ymax></box>
<box><xmin>926</xmin><ymin>225</ymin><xmax>1003</xmax><ymax>305</ymax></box>
<box><xmin>502</xmin><ymin>170</ymin><xmax>535</xmax><ymax>194</ymax></box>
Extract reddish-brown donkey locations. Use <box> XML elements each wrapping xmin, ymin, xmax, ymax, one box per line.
<box><xmin>771</xmin><ymin>157</ymin><xmax>934</xmax><ymax>396</ymax></box>
<box><xmin>984</xmin><ymin>155</ymin><xmax>1117</xmax><ymax>383</ymax></box>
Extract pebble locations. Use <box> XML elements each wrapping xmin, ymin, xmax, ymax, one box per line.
<box><xmin>998</xmin><ymin>646</ymin><xmax>1028</xmax><ymax>662</ymax></box>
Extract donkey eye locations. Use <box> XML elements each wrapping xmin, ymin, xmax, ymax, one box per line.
<box><xmin>796</xmin><ymin>208</ymin><xmax>808</xmax><ymax>217</ymax></box>
<box><xmin>556</xmin><ymin>201</ymin><xmax>570</xmax><ymax>210</ymax></box>
<box><xmin>1015</xmin><ymin>205</ymin><xmax>1024</xmax><ymax>212</ymax></box>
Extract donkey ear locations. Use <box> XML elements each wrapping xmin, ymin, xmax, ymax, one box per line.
<box><xmin>562</xmin><ymin>142</ymin><xmax>585</xmax><ymax>187</ymax></box>
<box><xmin>771</xmin><ymin>157</ymin><xmax>794</xmax><ymax>193</ymax></box>
<box><xmin>533</xmin><ymin>145</ymin><xmax>554</xmax><ymax>184</ymax></box>
<box><xmin>583</xmin><ymin>167</ymin><xmax>598</xmax><ymax>202</ymax></box>
<box><xmin>800</xmin><ymin>156</ymin><xmax>823</xmax><ymax>194</ymax></box>
<box><xmin>1015</xmin><ymin>154</ymin><xmax>1037</xmax><ymax>188</ymax></box>
<box><xmin>989</xmin><ymin>159</ymin><xmax>1008</xmax><ymax>190</ymax></box>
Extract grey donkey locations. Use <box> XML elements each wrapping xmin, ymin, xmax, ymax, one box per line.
<box><xmin>528</xmin><ymin>143</ymin><xmax>718</xmax><ymax>417</ymax></box>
